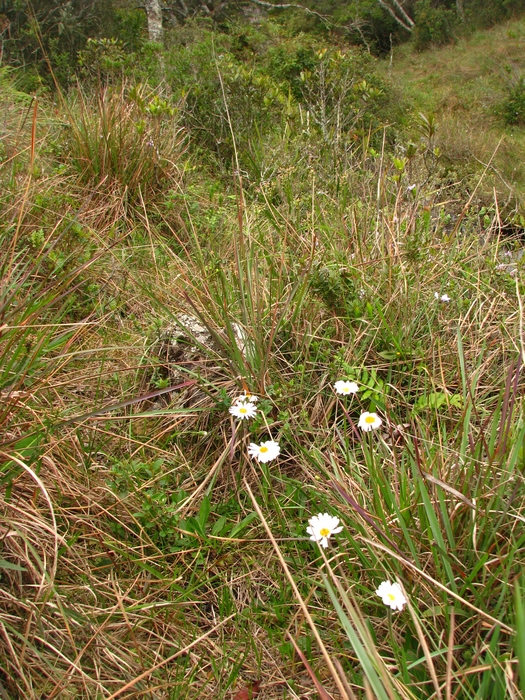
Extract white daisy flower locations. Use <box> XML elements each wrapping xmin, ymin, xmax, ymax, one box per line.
<box><xmin>229</xmin><ymin>401</ymin><xmax>257</xmax><ymax>420</ymax></box>
<box><xmin>334</xmin><ymin>380</ymin><xmax>359</xmax><ymax>395</ymax></box>
<box><xmin>306</xmin><ymin>513</ymin><xmax>343</xmax><ymax>549</ymax></box>
<box><xmin>358</xmin><ymin>412</ymin><xmax>382</xmax><ymax>432</ymax></box>
<box><xmin>435</xmin><ymin>292</ymin><xmax>451</xmax><ymax>302</ymax></box>
<box><xmin>247</xmin><ymin>440</ymin><xmax>280</xmax><ymax>463</ymax></box>
<box><xmin>375</xmin><ymin>581</ymin><xmax>407</xmax><ymax>612</ymax></box>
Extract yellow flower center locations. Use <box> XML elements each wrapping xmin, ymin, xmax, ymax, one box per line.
<box><xmin>365</xmin><ymin>415</ymin><xmax>376</xmax><ymax>424</ymax></box>
<box><xmin>319</xmin><ymin>528</ymin><xmax>330</xmax><ymax>537</ymax></box>
<box><xmin>259</xmin><ymin>446</ymin><xmax>268</xmax><ymax>453</ymax></box>
<box><xmin>388</xmin><ymin>593</ymin><xmax>396</xmax><ymax>601</ymax></box>
<box><xmin>239</xmin><ymin>407</ymin><xmax>247</xmax><ymax>414</ymax></box>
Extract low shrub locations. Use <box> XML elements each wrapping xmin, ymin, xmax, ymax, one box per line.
<box><xmin>412</xmin><ymin>0</ymin><xmax>458</xmax><ymax>51</ymax></box>
<box><xmin>500</xmin><ymin>76</ymin><xmax>525</xmax><ymax>126</ymax></box>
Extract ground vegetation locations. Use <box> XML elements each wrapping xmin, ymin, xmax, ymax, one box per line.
<box><xmin>1</xmin><ymin>5</ymin><xmax>525</xmax><ymax>699</ymax></box>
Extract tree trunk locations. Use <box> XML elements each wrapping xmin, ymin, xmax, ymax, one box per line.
<box><xmin>145</xmin><ymin>0</ymin><xmax>163</xmax><ymax>43</ymax></box>
<box><xmin>456</xmin><ymin>0</ymin><xmax>465</xmax><ymax>21</ymax></box>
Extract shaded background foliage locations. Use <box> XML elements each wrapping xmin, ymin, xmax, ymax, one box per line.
<box><xmin>0</xmin><ymin>0</ymin><xmax>144</xmax><ymax>87</ymax></box>
<box><xmin>1</xmin><ymin>0</ymin><xmax>524</xmax><ymax>91</ymax></box>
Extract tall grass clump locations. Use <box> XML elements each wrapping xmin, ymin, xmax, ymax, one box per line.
<box><xmin>64</xmin><ymin>82</ymin><xmax>186</xmax><ymax>200</ymax></box>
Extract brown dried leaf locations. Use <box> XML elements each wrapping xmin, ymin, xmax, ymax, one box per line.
<box><xmin>233</xmin><ymin>680</ymin><xmax>261</xmax><ymax>700</ymax></box>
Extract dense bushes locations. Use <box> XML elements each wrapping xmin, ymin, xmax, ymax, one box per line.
<box><xmin>2</xmin><ymin>0</ymin><xmax>524</xmax><ymax>92</ymax></box>
<box><xmin>156</xmin><ymin>25</ymin><xmax>393</xmax><ymax>174</ymax></box>
<box><xmin>464</xmin><ymin>0</ymin><xmax>525</xmax><ymax>27</ymax></box>
<box><xmin>0</xmin><ymin>0</ymin><xmax>144</xmax><ymax>88</ymax></box>
<box><xmin>410</xmin><ymin>0</ymin><xmax>525</xmax><ymax>51</ymax></box>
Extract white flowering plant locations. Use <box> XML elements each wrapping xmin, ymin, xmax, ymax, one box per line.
<box><xmin>248</xmin><ymin>440</ymin><xmax>280</xmax><ymax>463</ymax></box>
<box><xmin>358</xmin><ymin>411</ymin><xmax>382</xmax><ymax>432</ymax></box>
<box><xmin>375</xmin><ymin>581</ymin><xmax>407</xmax><ymax>612</ymax></box>
<box><xmin>229</xmin><ymin>400</ymin><xmax>257</xmax><ymax>420</ymax></box>
<box><xmin>306</xmin><ymin>513</ymin><xmax>343</xmax><ymax>548</ymax></box>
<box><xmin>334</xmin><ymin>380</ymin><xmax>359</xmax><ymax>395</ymax></box>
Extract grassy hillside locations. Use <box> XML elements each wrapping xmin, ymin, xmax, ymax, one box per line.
<box><xmin>0</xmin><ymin>15</ymin><xmax>524</xmax><ymax>700</ymax></box>
<box><xmin>384</xmin><ymin>15</ymin><xmax>525</xmax><ymax>217</ymax></box>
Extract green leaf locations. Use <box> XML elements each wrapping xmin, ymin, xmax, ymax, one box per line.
<box><xmin>229</xmin><ymin>512</ymin><xmax>257</xmax><ymax>538</ymax></box>
<box><xmin>212</xmin><ymin>515</ymin><xmax>228</xmax><ymax>536</ymax></box>
<box><xmin>185</xmin><ymin>517</ymin><xmax>204</xmax><ymax>537</ymax></box>
<box><xmin>198</xmin><ymin>495</ymin><xmax>211</xmax><ymax>529</ymax></box>
<box><xmin>0</xmin><ymin>559</ymin><xmax>26</xmax><ymax>572</ymax></box>
<box><xmin>515</xmin><ymin>580</ymin><xmax>525</xmax><ymax>696</ymax></box>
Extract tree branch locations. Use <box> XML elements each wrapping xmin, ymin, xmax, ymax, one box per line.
<box><xmin>389</xmin><ymin>0</ymin><xmax>415</xmax><ymax>27</ymax></box>
<box><xmin>247</xmin><ymin>0</ymin><xmax>333</xmax><ymax>27</ymax></box>
<box><xmin>376</xmin><ymin>0</ymin><xmax>414</xmax><ymax>32</ymax></box>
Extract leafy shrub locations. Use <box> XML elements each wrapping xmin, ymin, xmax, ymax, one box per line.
<box><xmin>164</xmin><ymin>30</ymin><xmax>286</xmax><ymax>170</ymax></box>
<box><xmin>266</xmin><ymin>40</ymin><xmax>318</xmax><ymax>100</ymax></box>
<box><xmin>412</xmin><ymin>0</ymin><xmax>457</xmax><ymax>51</ymax></box>
<box><xmin>294</xmin><ymin>47</ymin><xmax>389</xmax><ymax>145</ymax></box>
<box><xmin>310</xmin><ymin>264</ymin><xmax>360</xmax><ymax>316</ymax></box>
<box><xmin>77</xmin><ymin>38</ymin><xmax>128</xmax><ymax>85</ymax></box>
<box><xmin>500</xmin><ymin>77</ymin><xmax>525</xmax><ymax>126</ymax></box>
